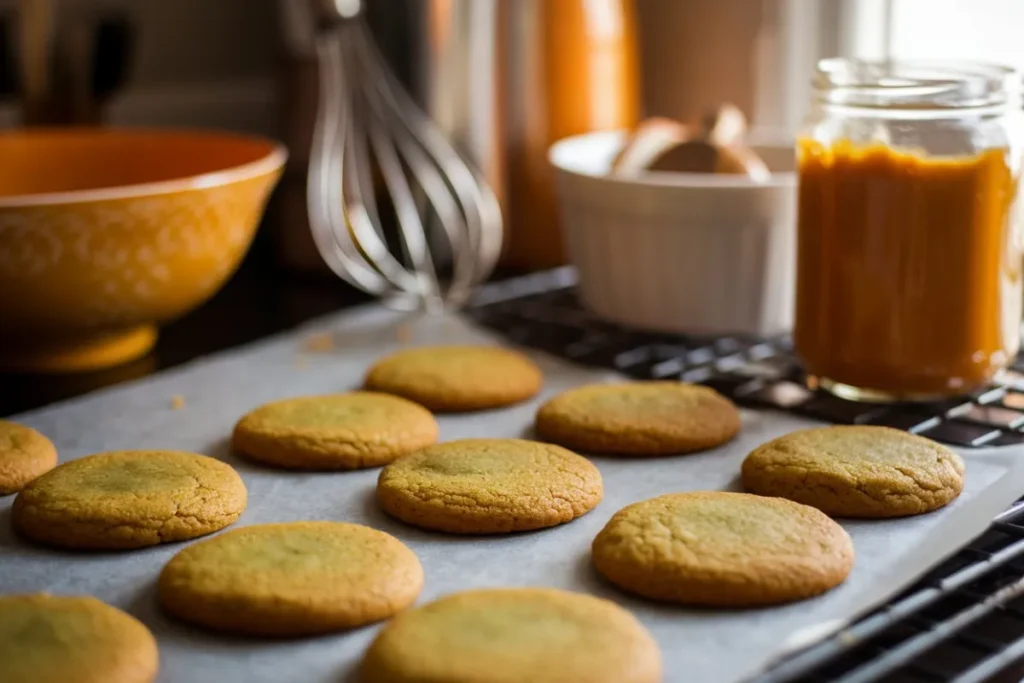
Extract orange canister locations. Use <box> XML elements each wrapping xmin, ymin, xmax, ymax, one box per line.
<box><xmin>500</xmin><ymin>0</ymin><xmax>641</xmax><ymax>270</ymax></box>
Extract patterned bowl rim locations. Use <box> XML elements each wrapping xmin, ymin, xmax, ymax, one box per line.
<box><xmin>0</xmin><ymin>129</ymin><xmax>288</xmax><ymax>210</ymax></box>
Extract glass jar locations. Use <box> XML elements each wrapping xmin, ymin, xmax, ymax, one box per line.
<box><xmin>795</xmin><ymin>59</ymin><xmax>1024</xmax><ymax>402</ymax></box>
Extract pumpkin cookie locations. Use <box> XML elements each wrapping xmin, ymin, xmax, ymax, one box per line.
<box><xmin>159</xmin><ymin>521</ymin><xmax>422</xmax><ymax>636</ymax></box>
<box><xmin>232</xmin><ymin>392</ymin><xmax>438</xmax><ymax>470</ymax></box>
<box><xmin>361</xmin><ymin>587</ymin><xmax>661</xmax><ymax>683</ymax></box>
<box><xmin>592</xmin><ymin>491</ymin><xmax>854</xmax><ymax>606</ymax></box>
<box><xmin>364</xmin><ymin>345</ymin><xmax>542</xmax><ymax>412</ymax></box>
<box><xmin>0</xmin><ymin>421</ymin><xmax>57</xmax><ymax>495</ymax></box>
<box><xmin>13</xmin><ymin>450</ymin><xmax>247</xmax><ymax>550</ymax></box>
<box><xmin>376</xmin><ymin>438</ymin><xmax>603</xmax><ymax>533</ymax></box>
<box><xmin>0</xmin><ymin>594</ymin><xmax>158</xmax><ymax>683</ymax></box>
<box><xmin>535</xmin><ymin>381</ymin><xmax>741</xmax><ymax>455</ymax></box>
<box><xmin>742</xmin><ymin>425</ymin><xmax>966</xmax><ymax>518</ymax></box>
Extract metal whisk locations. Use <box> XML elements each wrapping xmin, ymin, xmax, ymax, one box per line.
<box><xmin>306</xmin><ymin>0</ymin><xmax>503</xmax><ymax>312</ymax></box>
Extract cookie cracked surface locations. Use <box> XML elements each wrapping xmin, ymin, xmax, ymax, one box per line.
<box><xmin>0</xmin><ymin>594</ymin><xmax>158</xmax><ymax>683</ymax></box>
<box><xmin>232</xmin><ymin>392</ymin><xmax>439</xmax><ymax>470</ymax></box>
<box><xmin>536</xmin><ymin>381</ymin><xmax>741</xmax><ymax>455</ymax></box>
<box><xmin>364</xmin><ymin>345</ymin><xmax>543</xmax><ymax>412</ymax></box>
<box><xmin>376</xmin><ymin>438</ymin><xmax>603</xmax><ymax>533</ymax></box>
<box><xmin>0</xmin><ymin>420</ymin><xmax>57</xmax><ymax>495</ymax></box>
<box><xmin>13</xmin><ymin>450</ymin><xmax>247</xmax><ymax>549</ymax></box>
<box><xmin>741</xmin><ymin>426</ymin><xmax>965</xmax><ymax>518</ymax></box>
<box><xmin>592</xmin><ymin>491</ymin><xmax>854</xmax><ymax>606</ymax></box>
<box><xmin>360</xmin><ymin>587</ymin><xmax>661</xmax><ymax>683</ymax></box>
<box><xmin>159</xmin><ymin>521</ymin><xmax>423</xmax><ymax>636</ymax></box>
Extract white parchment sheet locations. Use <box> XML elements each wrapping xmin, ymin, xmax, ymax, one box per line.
<box><xmin>3</xmin><ymin>305</ymin><xmax>1024</xmax><ymax>683</ymax></box>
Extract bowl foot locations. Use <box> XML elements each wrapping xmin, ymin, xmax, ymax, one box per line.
<box><xmin>0</xmin><ymin>325</ymin><xmax>158</xmax><ymax>374</ymax></box>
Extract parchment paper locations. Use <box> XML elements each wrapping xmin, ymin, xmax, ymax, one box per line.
<box><xmin>3</xmin><ymin>305</ymin><xmax>1024</xmax><ymax>683</ymax></box>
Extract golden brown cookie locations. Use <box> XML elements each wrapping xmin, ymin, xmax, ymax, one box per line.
<box><xmin>535</xmin><ymin>381</ymin><xmax>741</xmax><ymax>455</ymax></box>
<box><xmin>364</xmin><ymin>345</ymin><xmax>542</xmax><ymax>412</ymax></box>
<box><xmin>0</xmin><ymin>594</ymin><xmax>158</xmax><ymax>683</ymax></box>
<box><xmin>360</xmin><ymin>587</ymin><xmax>661</xmax><ymax>683</ymax></box>
<box><xmin>376</xmin><ymin>438</ymin><xmax>603</xmax><ymax>533</ymax></box>
<box><xmin>13</xmin><ymin>450</ymin><xmax>247</xmax><ymax>550</ymax></box>
<box><xmin>159</xmin><ymin>521</ymin><xmax>423</xmax><ymax>636</ymax></box>
<box><xmin>232</xmin><ymin>392</ymin><xmax>439</xmax><ymax>470</ymax></box>
<box><xmin>0</xmin><ymin>420</ymin><xmax>57</xmax><ymax>495</ymax></box>
<box><xmin>592</xmin><ymin>491</ymin><xmax>854</xmax><ymax>607</ymax></box>
<box><xmin>741</xmin><ymin>425</ymin><xmax>966</xmax><ymax>518</ymax></box>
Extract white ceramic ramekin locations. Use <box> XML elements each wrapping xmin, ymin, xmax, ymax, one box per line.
<box><xmin>549</xmin><ymin>130</ymin><xmax>796</xmax><ymax>337</ymax></box>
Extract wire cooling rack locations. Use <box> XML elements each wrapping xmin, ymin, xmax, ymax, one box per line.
<box><xmin>467</xmin><ymin>268</ymin><xmax>1024</xmax><ymax>683</ymax></box>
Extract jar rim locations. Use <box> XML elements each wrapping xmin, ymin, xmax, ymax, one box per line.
<box><xmin>814</xmin><ymin>58</ymin><xmax>1022</xmax><ymax>112</ymax></box>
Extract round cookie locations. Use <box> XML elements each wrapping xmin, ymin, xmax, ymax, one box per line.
<box><xmin>0</xmin><ymin>594</ymin><xmax>158</xmax><ymax>683</ymax></box>
<box><xmin>376</xmin><ymin>438</ymin><xmax>603</xmax><ymax>533</ymax></box>
<box><xmin>592</xmin><ymin>491</ymin><xmax>854</xmax><ymax>607</ymax></box>
<box><xmin>13</xmin><ymin>450</ymin><xmax>247</xmax><ymax>550</ymax></box>
<box><xmin>535</xmin><ymin>381</ymin><xmax>741</xmax><ymax>455</ymax></box>
<box><xmin>0</xmin><ymin>420</ymin><xmax>57</xmax><ymax>495</ymax></box>
<box><xmin>364</xmin><ymin>345</ymin><xmax>542</xmax><ymax>412</ymax></box>
<box><xmin>360</xmin><ymin>587</ymin><xmax>661</xmax><ymax>683</ymax></box>
<box><xmin>741</xmin><ymin>425</ymin><xmax>966</xmax><ymax>518</ymax></box>
<box><xmin>232</xmin><ymin>392</ymin><xmax>439</xmax><ymax>470</ymax></box>
<box><xmin>159</xmin><ymin>521</ymin><xmax>423</xmax><ymax>636</ymax></box>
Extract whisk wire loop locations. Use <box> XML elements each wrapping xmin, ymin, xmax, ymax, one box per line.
<box><xmin>307</xmin><ymin>11</ymin><xmax>502</xmax><ymax>312</ymax></box>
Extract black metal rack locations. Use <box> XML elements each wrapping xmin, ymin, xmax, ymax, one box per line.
<box><xmin>467</xmin><ymin>268</ymin><xmax>1024</xmax><ymax>683</ymax></box>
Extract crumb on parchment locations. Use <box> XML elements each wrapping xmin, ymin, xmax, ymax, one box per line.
<box><xmin>293</xmin><ymin>356</ymin><xmax>311</xmax><ymax>370</ymax></box>
<box><xmin>395</xmin><ymin>323</ymin><xmax>413</xmax><ymax>344</ymax></box>
<box><xmin>170</xmin><ymin>395</ymin><xmax>186</xmax><ymax>410</ymax></box>
<box><xmin>302</xmin><ymin>332</ymin><xmax>335</xmax><ymax>353</ymax></box>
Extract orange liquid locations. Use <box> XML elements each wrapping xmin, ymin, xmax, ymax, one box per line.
<box><xmin>795</xmin><ymin>139</ymin><xmax>1022</xmax><ymax>398</ymax></box>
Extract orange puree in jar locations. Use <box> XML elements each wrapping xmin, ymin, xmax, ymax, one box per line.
<box><xmin>794</xmin><ymin>138</ymin><xmax>1022</xmax><ymax>399</ymax></box>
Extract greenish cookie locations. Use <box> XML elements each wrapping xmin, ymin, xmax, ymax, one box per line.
<box><xmin>0</xmin><ymin>420</ymin><xmax>57</xmax><ymax>495</ymax></box>
<box><xmin>232</xmin><ymin>392</ymin><xmax>439</xmax><ymax>469</ymax></box>
<box><xmin>360</xmin><ymin>588</ymin><xmax>661</xmax><ymax>683</ymax></box>
<box><xmin>592</xmin><ymin>491</ymin><xmax>854</xmax><ymax>607</ymax></box>
<box><xmin>364</xmin><ymin>345</ymin><xmax>543</xmax><ymax>412</ymax></box>
<box><xmin>535</xmin><ymin>381</ymin><xmax>741</xmax><ymax>455</ymax></box>
<box><xmin>742</xmin><ymin>425</ymin><xmax>966</xmax><ymax>517</ymax></box>
<box><xmin>13</xmin><ymin>450</ymin><xmax>247</xmax><ymax>549</ymax></box>
<box><xmin>159</xmin><ymin>521</ymin><xmax>424</xmax><ymax>636</ymax></box>
<box><xmin>376</xmin><ymin>438</ymin><xmax>603</xmax><ymax>533</ymax></box>
<box><xmin>0</xmin><ymin>594</ymin><xmax>158</xmax><ymax>683</ymax></box>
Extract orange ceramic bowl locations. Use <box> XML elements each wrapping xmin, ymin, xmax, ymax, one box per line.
<box><xmin>0</xmin><ymin>128</ymin><xmax>286</xmax><ymax>373</ymax></box>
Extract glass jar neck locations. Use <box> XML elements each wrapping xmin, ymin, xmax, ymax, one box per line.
<box><xmin>814</xmin><ymin>58</ymin><xmax>1022</xmax><ymax>118</ymax></box>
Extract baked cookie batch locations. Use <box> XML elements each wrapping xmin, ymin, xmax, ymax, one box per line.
<box><xmin>158</xmin><ymin>521</ymin><xmax>424</xmax><ymax>636</ymax></box>
<box><xmin>377</xmin><ymin>438</ymin><xmax>604</xmax><ymax>533</ymax></box>
<box><xmin>0</xmin><ymin>594</ymin><xmax>158</xmax><ymax>683</ymax></box>
<box><xmin>13</xmin><ymin>450</ymin><xmax>247</xmax><ymax>550</ymax></box>
<box><xmin>0</xmin><ymin>420</ymin><xmax>57</xmax><ymax>495</ymax></box>
<box><xmin>0</xmin><ymin>344</ymin><xmax>967</xmax><ymax>683</ymax></box>
<box><xmin>232</xmin><ymin>391</ymin><xmax>438</xmax><ymax>469</ymax></box>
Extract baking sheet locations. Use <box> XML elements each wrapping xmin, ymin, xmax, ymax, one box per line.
<box><xmin>3</xmin><ymin>306</ymin><xmax>1024</xmax><ymax>683</ymax></box>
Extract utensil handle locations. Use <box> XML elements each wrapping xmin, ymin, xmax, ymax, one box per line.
<box><xmin>16</xmin><ymin>0</ymin><xmax>53</xmax><ymax>124</ymax></box>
